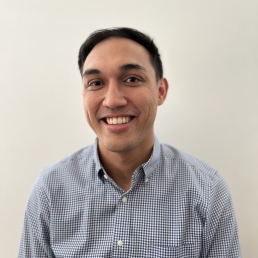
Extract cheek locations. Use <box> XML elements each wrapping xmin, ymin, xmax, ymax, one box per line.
<box><xmin>83</xmin><ymin>92</ymin><xmax>97</xmax><ymax>110</ymax></box>
<box><xmin>83</xmin><ymin>96</ymin><xmax>96</xmax><ymax>123</ymax></box>
<box><xmin>138</xmin><ymin>95</ymin><xmax>158</xmax><ymax>121</ymax></box>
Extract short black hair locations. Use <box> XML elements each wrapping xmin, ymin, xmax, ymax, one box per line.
<box><xmin>78</xmin><ymin>27</ymin><xmax>163</xmax><ymax>80</ymax></box>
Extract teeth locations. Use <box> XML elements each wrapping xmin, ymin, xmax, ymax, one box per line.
<box><xmin>106</xmin><ymin>117</ymin><xmax>132</xmax><ymax>125</ymax></box>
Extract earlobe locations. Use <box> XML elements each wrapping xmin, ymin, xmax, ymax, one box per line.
<box><xmin>158</xmin><ymin>78</ymin><xmax>169</xmax><ymax>105</ymax></box>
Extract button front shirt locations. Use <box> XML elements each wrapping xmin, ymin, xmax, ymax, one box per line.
<box><xmin>19</xmin><ymin>137</ymin><xmax>242</xmax><ymax>257</ymax></box>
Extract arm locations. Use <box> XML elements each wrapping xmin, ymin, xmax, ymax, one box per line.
<box><xmin>18</xmin><ymin>176</ymin><xmax>55</xmax><ymax>258</ymax></box>
<box><xmin>202</xmin><ymin>174</ymin><xmax>242</xmax><ymax>257</ymax></box>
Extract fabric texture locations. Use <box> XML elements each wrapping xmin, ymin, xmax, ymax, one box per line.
<box><xmin>19</xmin><ymin>137</ymin><xmax>242</xmax><ymax>257</ymax></box>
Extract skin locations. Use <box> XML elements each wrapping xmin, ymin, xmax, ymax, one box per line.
<box><xmin>82</xmin><ymin>38</ymin><xmax>168</xmax><ymax>191</ymax></box>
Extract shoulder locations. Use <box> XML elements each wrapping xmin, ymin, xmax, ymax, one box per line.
<box><xmin>44</xmin><ymin>144</ymin><xmax>94</xmax><ymax>171</ymax></box>
<box><xmin>160</xmin><ymin>143</ymin><xmax>223</xmax><ymax>183</ymax></box>
<box><xmin>159</xmin><ymin>144</ymin><xmax>230</xmax><ymax>208</ymax></box>
<box><xmin>36</xmin><ymin>144</ymin><xmax>96</xmax><ymax>193</ymax></box>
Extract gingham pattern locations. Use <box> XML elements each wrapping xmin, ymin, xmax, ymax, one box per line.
<box><xmin>19</xmin><ymin>137</ymin><xmax>241</xmax><ymax>257</ymax></box>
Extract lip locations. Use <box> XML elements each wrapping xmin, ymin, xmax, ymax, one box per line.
<box><xmin>100</xmin><ymin>113</ymin><xmax>135</xmax><ymax>119</ymax></box>
<box><xmin>100</xmin><ymin>116</ymin><xmax>135</xmax><ymax>133</ymax></box>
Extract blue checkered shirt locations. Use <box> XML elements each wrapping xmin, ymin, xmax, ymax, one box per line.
<box><xmin>19</xmin><ymin>137</ymin><xmax>241</xmax><ymax>257</ymax></box>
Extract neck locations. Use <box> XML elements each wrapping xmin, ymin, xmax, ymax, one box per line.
<box><xmin>98</xmin><ymin>136</ymin><xmax>154</xmax><ymax>191</ymax></box>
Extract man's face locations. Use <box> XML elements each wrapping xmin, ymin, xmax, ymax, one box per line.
<box><xmin>82</xmin><ymin>37</ymin><xmax>168</xmax><ymax>154</ymax></box>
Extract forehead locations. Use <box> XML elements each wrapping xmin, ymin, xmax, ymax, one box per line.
<box><xmin>83</xmin><ymin>38</ymin><xmax>154</xmax><ymax>73</ymax></box>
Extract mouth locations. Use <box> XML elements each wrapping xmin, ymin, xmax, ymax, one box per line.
<box><xmin>103</xmin><ymin>116</ymin><xmax>134</xmax><ymax>125</ymax></box>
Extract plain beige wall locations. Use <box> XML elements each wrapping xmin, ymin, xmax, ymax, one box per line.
<box><xmin>1</xmin><ymin>0</ymin><xmax>257</xmax><ymax>257</ymax></box>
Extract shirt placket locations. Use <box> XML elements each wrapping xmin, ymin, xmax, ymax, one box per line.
<box><xmin>111</xmin><ymin>169</ymin><xmax>143</xmax><ymax>258</ymax></box>
<box><xmin>112</xmin><ymin>191</ymin><xmax>131</xmax><ymax>257</ymax></box>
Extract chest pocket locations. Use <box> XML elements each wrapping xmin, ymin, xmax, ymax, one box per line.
<box><xmin>149</xmin><ymin>244</ymin><xmax>201</xmax><ymax>258</ymax></box>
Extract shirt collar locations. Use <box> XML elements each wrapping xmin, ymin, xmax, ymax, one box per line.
<box><xmin>141</xmin><ymin>135</ymin><xmax>160</xmax><ymax>179</ymax></box>
<box><xmin>93</xmin><ymin>138</ymin><xmax>102</xmax><ymax>174</ymax></box>
<box><xmin>93</xmin><ymin>135</ymin><xmax>161</xmax><ymax>179</ymax></box>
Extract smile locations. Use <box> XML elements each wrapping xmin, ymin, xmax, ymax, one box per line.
<box><xmin>105</xmin><ymin>116</ymin><xmax>133</xmax><ymax>125</ymax></box>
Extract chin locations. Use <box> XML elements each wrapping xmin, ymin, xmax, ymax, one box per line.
<box><xmin>100</xmin><ymin>138</ymin><xmax>137</xmax><ymax>153</ymax></box>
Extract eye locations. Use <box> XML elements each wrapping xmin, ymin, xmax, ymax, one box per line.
<box><xmin>124</xmin><ymin>77</ymin><xmax>140</xmax><ymax>83</ymax></box>
<box><xmin>85</xmin><ymin>80</ymin><xmax>105</xmax><ymax>91</ymax></box>
<box><xmin>88</xmin><ymin>81</ymin><xmax>104</xmax><ymax>87</ymax></box>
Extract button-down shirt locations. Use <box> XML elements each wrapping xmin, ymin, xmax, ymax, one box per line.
<box><xmin>19</xmin><ymin>137</ymin><xmax>242</xmax><ymax>257</ymax></box>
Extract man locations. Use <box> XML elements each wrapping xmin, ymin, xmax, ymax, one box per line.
<box><xmin>19</xmin><ymin>28</ymin><xmax>241</xmax><ymax>257</ymax></box>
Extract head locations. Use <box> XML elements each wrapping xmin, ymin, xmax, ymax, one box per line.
<box><xmin>78</xmin><ymin>27</ymin><xmax>163</xmax><ymax>81</ymax></box>
<box><xmin>79</xmin><ymin>28</ymin><xmax>168</xmax><ymax>156</ymax></box>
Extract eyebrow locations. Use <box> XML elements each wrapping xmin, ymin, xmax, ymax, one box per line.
<box><xmin>82</xmin><ymin>63</ymin><xmax>146</xmax><ymax>77</ymax></box>
<box><xmin>120</xmin><ymin>63</ymin><xmax>146</xmax><ymax>72</ymax></box>
<box><xmin>83</xmin><ymin>69</ymin><xmax>101</xmax><ymax>77</ymax></box>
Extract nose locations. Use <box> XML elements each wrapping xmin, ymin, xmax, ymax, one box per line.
<box><xmin>102</xmin><ymin>81</ymin><xmax>127</xmax><ymax>109</ymax></box>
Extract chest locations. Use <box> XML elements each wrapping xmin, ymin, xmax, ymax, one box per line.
<box><xmin>49</xmin><ymin>180</ymin><xmax>205</xmax><ymax>257</ymax></box>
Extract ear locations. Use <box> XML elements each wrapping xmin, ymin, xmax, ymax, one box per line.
<box><xmin>157</xmin><ymin>78</ymin><xmax>169</xmax><ymax>106</ymax></box>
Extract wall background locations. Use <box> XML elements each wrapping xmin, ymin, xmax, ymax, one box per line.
<box><xmin>1</xmin><ymin>0</ymin><xmax>257</xmax><ymax>257</ymax></box>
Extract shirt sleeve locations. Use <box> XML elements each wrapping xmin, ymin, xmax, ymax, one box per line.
<box><xmin>18</xmin><ymin>176</ymin><xmax>55</xmax><ymax>258</ymax></box>
<box><xmin>201</xmin><ymin>173</ymin><xmax>242</xmax><ymax>257</ymax></box>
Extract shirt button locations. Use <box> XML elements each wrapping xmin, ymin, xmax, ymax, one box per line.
<box><xmin>104</xmin><ymin>174</ymin><xmax>108</xmax><ymax>179</ymax></box>
<box><xmin>117</xmin><ymin>240</ymin><xmax>123</xmax><ymax>246</ymax></box>
<box><xmin>122</xmin><ymin>197</ymin><xmax>127</xmax><ymax>203</ymax></box>
<box><xmin>145</xmin><ymin>178</ymin><xmax>149</xmax><ymax>183</ymax></box>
